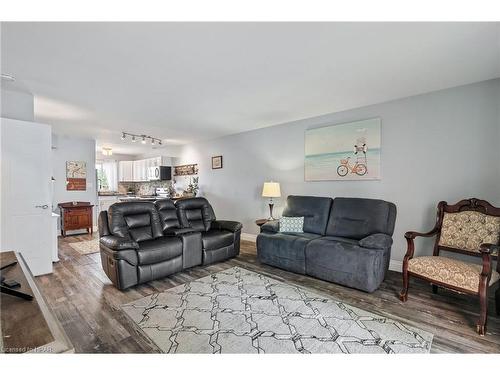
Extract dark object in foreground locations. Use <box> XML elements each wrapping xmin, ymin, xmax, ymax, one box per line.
<box><xmin>0</xmin><ymin>261</ymin><xmax>33</xmax><ymax>300</ymax></box>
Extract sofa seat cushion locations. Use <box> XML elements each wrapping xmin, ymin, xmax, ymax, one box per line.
<box><xmin>305</xmin><ymin>237</ymin><xmax>390</xmax><ymax>292</ymax></box>
<box><xmin>257</xmin><ymin>232</ymin><xmax>321</xmax><ymax>274</ymax></box>
<box><xmin>202</xmin><ymin>229</ymin><xmax>234</xmax><ymax>251</ymax></box>
<box><xmin>137</xmin><ymin>237</ymin><xmax>183</xmax><ymax>265</ymax></box>
<box><xmin>408</xmin><ymin>256</ymin><xmax>500</xmax><ymax>293</ymax></box>
<box><xmin>318</xmin><ymin>236</ymin><xmax>359</xmax><ymax>246</ymax></box>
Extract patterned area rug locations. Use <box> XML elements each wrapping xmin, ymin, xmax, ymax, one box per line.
<box><xmin>68</xmin><ymin>238</ymin><xmax>99</xmax><ymax>255</ymax></box>
<box><xmin>121</xmin><ymin>267</ymin><xmax>433</xmax><ymax>354</ymax></box>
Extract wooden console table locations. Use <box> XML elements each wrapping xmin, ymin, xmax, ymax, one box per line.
<box><xmin>58</xmin><ymin>201</ymin><xmax>94</xmax><ymax>237</ymax></box>
<box><xmin>0</xmin><ymin>251</ymin><xmax>73</xmax><ymax>353</ymax></box>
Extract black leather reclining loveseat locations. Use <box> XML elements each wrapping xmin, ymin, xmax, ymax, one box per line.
<box><xmin>257</xmin><ymin>195</ymin><xmax>396</xmax><ymax>292</ymax></box>
<box><xmin>98</xmin><ymin>197</ymin><xmax>242</xmax><ymax>289</ymax></box>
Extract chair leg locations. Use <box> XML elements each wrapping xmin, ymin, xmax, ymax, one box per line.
<box><xmin>399</xmin><ymin>267</ymin><xmax>409</xmax><ymax>302</ymax></box>
<box><xmin>477</xmin><ymin>282</ymin><xmax>488</xmax><ymax>336</ymax></box>
<box><xmin>432</xmin><ymin>284</ymin><xmax>438</xmax><ymax>294</ymax></box>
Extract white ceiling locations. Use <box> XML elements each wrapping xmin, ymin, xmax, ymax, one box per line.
<box><xmin>1</xmin><ymin>22</ymin><xmax>499</xmax><ymax>155</ymax></box>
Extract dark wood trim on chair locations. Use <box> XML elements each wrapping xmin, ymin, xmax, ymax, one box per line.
<box><xmin>399</xmin><ymin>198</ymin><xmax>500</xmax><ymax>336</ymax></box>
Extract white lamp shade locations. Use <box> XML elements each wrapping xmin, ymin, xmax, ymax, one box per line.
<box><xmin>262</xmin><ymin>182</ymin><xmax>281</xmax><ymax>198</ymax></box>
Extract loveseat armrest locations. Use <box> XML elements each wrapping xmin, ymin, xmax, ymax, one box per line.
<box><xmin>359</xmin><ymin>233</ymin><xmax>393</xmax><ymax>249</ymax></box>
<box><xmin>261</xmin><ymin>220</ymin><xmax>279</xmax><ymax>233</ymax></box>
<box><xmin>212</xmin><ymin>220</ymin><xmax>243</xmax><ymax>233</ymax></box>
<box><xmin>163</xmin><ymin>227</ymin><xmax>197</xmax><ymax>236</ymax></box>
<box><xmin>100</xmin><ymin>235</ymin><xmax>139</xmax><ymax>251</ymax></box>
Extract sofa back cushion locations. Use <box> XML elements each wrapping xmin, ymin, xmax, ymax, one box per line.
<box><xmin>176</xmin><ymin>197</ymin><xmax>216</xmax><ymax>232</ymax></box>
<box><xmin>108</xmin><ymin>201</ymin><xmax>163</xmax><ymax>242</ymax></box>
<box><xmin>155</xmin><ymin>199</ymin><xmax>181</xmax><ymax>231</ymax></box>
<box><xmin>282</xmin><ymin>196</ymin><xmax>333</xmax><ymax>235</ymax></box>
<box><xmin>326</xmin><ymin>197</ymin><xmax>396</xmax><ymax>239</ymax></box>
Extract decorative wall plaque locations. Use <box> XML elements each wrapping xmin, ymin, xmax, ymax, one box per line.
<box><xmin>173</xmin><ymin>164</ymin><xmax>199</xmax><ymax>176</ymax></box>
<box><xmin>66</xmin><ymin>161</ymin><xmax>87</xmax><ymax>191</ymax></box>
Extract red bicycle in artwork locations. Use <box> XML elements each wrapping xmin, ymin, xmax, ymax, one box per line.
<box><xmin>337</xmin><ymin>157</ymin><xmax>367</xmax><ymax>177</ymax></box>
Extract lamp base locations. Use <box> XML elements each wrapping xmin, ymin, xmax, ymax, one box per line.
<box><xmin>268</xmin><ymin>203</ymin><xmax>275</xmax><ymax>220</ymax></box>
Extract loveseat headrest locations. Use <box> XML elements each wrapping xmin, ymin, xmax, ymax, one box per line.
<box><xmin>175</xmin><ymin>197</ymin><xmax>216</xmax><ymax>232</ymax></box>
<box><xmin>155</xmin><ymin>199</ymin><xmax>181</xmax><ymax>232</ymax></box>
<box><xmin>326</xmin><ymin>197</ymin><xmax>397</xmax><ymax>239</ymax></box>
<box><xmin>283</xmin><ymin>196</ymin><xmax>333</xmax><ymax>235</ymax></box>
<box><xmin>107</xmin><ymin>201</ymin><xmax>163</xmax><ymax>242</ymax></box>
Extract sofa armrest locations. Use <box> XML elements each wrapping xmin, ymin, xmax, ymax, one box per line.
<box><xmin>163</xmin><ymin>227</ymin><xmax>197</xmax><ymax>236</ymax></box>
<box><xmin>261</xmin><ymin>220</ymin><xmax>279</xmax><ymax>233</ymax></box>
<box><xmin>212</xmin><ymin>220</ymin><xmax>243</xmax><ymax>232</ymax></box>
<box><xmin>359</xmin><ymin>233</ymin><xmax>393</xmax><ymax>249</ymax></box>
<box><xmin>100</xmin><ymin>235</ymin><xmax>139</xmax><ymax>251</ymax></box>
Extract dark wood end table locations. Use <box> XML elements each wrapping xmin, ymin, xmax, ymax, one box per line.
<box><xmin>255</xmin><ymin>219</ymin><xmax>270</xmax><ymax>227</ymax></box>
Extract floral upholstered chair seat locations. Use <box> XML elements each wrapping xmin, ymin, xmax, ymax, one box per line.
<box><xmin>408</xmin><ymin>256</ymin><xmax>500</xmax><ymax>293</ymax></box>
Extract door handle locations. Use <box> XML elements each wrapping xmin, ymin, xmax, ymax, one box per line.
<box><xmin>35</xmin><ymin>204</ymin><xmax>49</xmax><ymax>209</ymax></box>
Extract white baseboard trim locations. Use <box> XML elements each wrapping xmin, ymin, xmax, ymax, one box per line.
<box><xmin>241</xmin><ymin>232</ymin><xmax>403</xmax><ymax>273</ymax></box>
<box><xmin>389</xmin><ymin>259</ymin><xmax>403</xmax><ymax>273</ymax></box>
<box><xmin>241</xmin><ymin>232</ymin><xmax>257</xmax><ymax>242</ymax></box>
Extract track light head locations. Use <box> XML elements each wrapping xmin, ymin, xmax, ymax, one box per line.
<box><xmin>141</xmin><ymin>136</ymin><xmax>146</xmax><ymax>144</ymax></box>
<box><xmin>131</xmin><ymin>135</ymin><xmax>136</xmax><ymax>142</ymax></box>
<box><xmin>121</xmin><ymin>133</ymin><xmax>126</xmax><ymax>140</ymax></box>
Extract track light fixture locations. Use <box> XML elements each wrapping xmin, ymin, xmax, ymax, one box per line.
<box><xmin>121</xmin><ymin>132</ymin><xmax>163</xmax><ymax>147</ymax></box>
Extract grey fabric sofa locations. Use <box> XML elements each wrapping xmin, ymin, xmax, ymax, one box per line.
<box><xmin>256</xmin><ymin>196</ymin><xmax>397</xmax><ymax>292</ymax></box>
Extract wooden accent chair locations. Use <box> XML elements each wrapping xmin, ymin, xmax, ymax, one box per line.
<box><xmin>399</xmin><ymin>198</ymin><xmax>500</xmax><ymax>335</ymax></box>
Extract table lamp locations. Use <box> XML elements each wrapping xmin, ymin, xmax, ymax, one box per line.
<box><xmin>262</xmin><ymin>181</ymin><xmax>281</xmax><ymax>220</ymax></box>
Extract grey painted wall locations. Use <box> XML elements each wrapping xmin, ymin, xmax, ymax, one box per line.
<box><xmin>177</xmin><ymin>79</ymin><xmax>500</xmax><ymax>264</ymax></box>
<box><xmin>52</xmin><ymin>134</ymin><xmax>97</xmax><ymax>228</ymax></box>
<box><xmin>0</xmin><ymin>87</ymin><xmax>34</xmax><ymax>121</ymax></box>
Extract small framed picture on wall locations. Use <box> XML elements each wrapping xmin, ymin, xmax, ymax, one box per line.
<box><xmin>212</xmin><ymin>155</ymin><xmax>223</xmax><ymax>169</ymax></box>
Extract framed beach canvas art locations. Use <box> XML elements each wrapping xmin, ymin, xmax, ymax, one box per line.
<box><xmin>305</xmin><ymin>118</ymin><xmax>381</xmax><ymax>181</ymax></box>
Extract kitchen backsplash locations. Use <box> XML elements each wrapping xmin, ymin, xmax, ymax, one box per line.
<box><xmin>118</xmin><ymin>181</ymin><xmax>172</xmax><ymax>196</ymax></box>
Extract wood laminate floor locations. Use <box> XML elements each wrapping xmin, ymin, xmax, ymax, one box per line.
<box><xmin>36</xmin><ymin>233</ymin><xmax>500</xmax><ymax>353</ymax></box>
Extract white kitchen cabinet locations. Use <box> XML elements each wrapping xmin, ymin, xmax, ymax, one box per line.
<box><xmin>119</xmin><ymin>157</ymin><xmax>171</xmax><ymax>183</ymax></box>
<box><xmin>133</xmin><ymin>159</ymin><xmax>148</xmax><ymax>181</ymax></box>
<box><xmin>118</xmin><ymin>160</ymin><xmax>134</xmax><ymax>182</ymax></box>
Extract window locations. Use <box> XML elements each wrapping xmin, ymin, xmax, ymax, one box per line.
<box><xmin>96</xmin><ymin>160</ymin><xmax>118</xmax><ymax>192</ymax></box>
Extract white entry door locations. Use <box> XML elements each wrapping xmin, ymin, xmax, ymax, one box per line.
<box><xmin>1</xmin><ymin>118</ymin><xmax>53</xmax><ymax>275</ymax></box>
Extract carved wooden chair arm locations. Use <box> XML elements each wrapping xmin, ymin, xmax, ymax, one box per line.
<box><xmin>404</xmin><ymin>228</ymin><xmax>439</xmax><ymax>240</ymax></box>
<box><xmin>479</xmin><ymin>243</ymin><xmax>499</xmax><ymax>254</ymax></box>
<box><xmin>480</xmin><ymin>243</ymin><xmax>499</xmax><ymax>275</ymax></box>
<box><xmin>402</xmin><ymin>227</ymin><xmax>440</xmax><ymax>262</ymax></box>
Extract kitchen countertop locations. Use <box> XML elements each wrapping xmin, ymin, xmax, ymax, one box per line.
<box><xmin>98</xmin><ymin>192</ymin><xmax>126</xmax><ymax>197</ymax></box>
<box><xmin>98</xmin><ymin>193</ymin><xmax>184</xmax><ymax>201</ymax></box>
